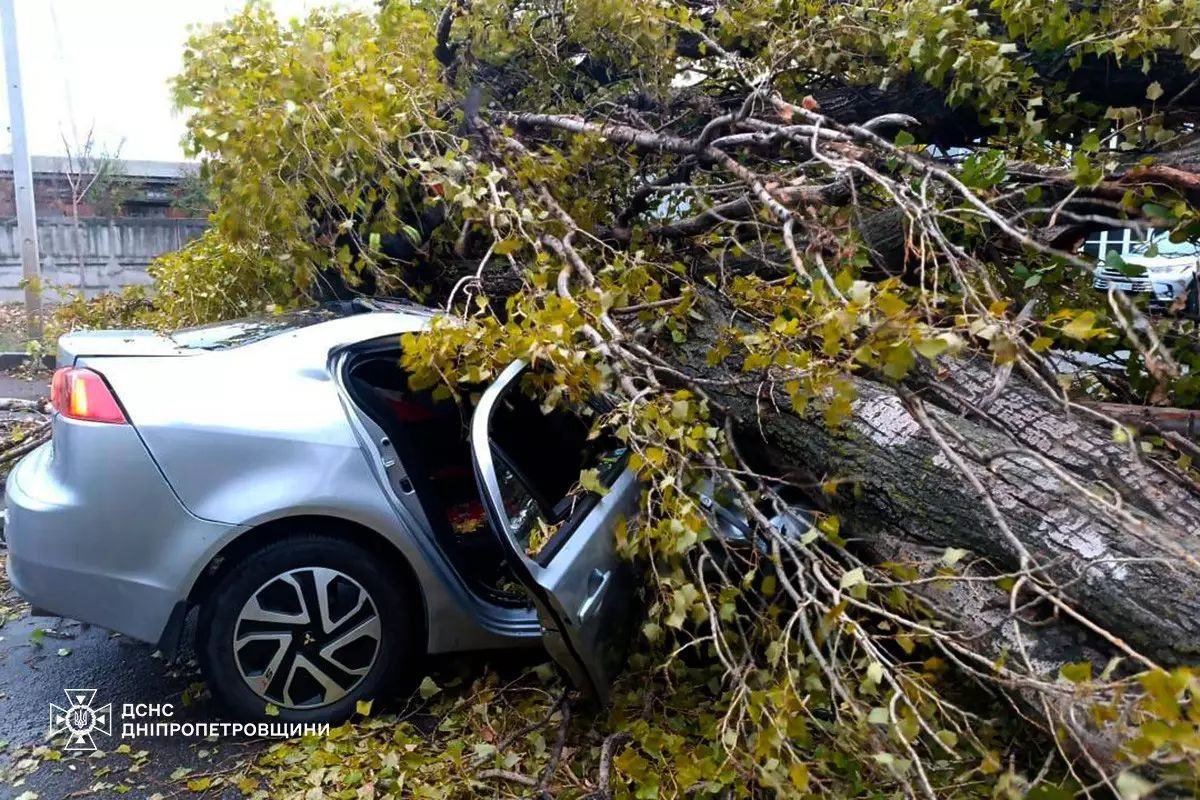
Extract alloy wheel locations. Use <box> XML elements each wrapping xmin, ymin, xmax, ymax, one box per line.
<box><xmin>232</xmin><ymin>567</ymin><xmax>382</xmax><ymax>709</ymax></box>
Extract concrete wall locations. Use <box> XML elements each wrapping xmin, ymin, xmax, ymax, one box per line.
<box><xmin>0</xmin><ymin>217</ymin><xmax>208</xmax><ymax>302</ymax></box>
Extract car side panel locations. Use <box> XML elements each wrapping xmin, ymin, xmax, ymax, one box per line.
<box><xmin>88</xmin><ymin>322</ymin><xmax>537</xmax><ymax>654</ymax></box>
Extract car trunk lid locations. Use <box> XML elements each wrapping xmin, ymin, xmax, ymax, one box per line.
<box><xmin>57</xmin><ymin>330</ymin><xmax>192</xmax><ymax>367</ymax></box>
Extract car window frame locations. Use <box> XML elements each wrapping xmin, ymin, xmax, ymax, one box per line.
<box><xmin>483</xmin><ymin>380</ymin><xmax>630</xmax><ymax>566</ymax></box>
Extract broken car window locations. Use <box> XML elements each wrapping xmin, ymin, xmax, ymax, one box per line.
<box><xmin>487</xmin><ymin>383</ymin><xmax>628</xmax><ymax>559</ymax></box>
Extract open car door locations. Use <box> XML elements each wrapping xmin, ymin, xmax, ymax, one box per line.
<box><xmin>471</xmin><ymin>361</ymin><xmax>638</xmax><ymax>702</ymax></box>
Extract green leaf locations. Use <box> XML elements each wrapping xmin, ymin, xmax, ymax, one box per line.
<box><xmin>935</xmin><ymin>730</ymin><xmax>959</xmax><ymax>749</ymax></box>
<box><xmin>1141</xmin><ymin>202</ymin><xmax>1174</xmax><ymax>222</ymax></box>
<box><xmin>1145</xmin><ymin>82</ymin><xmax>1163</xmax><ymax>102</ymax></box>
<box><xmin>960</xmin><ymin>149</ymin><xmax>1006</xmax><ymax>189</ymax></box>
<box><xmin>840</xmin><ymin>567</ymin><xmax>865</xmax><ymax>589</ymax></box>
<box><xmin>1115</xmin><ymin>770</ymin><xmax>1154</xmax><ymax>800</ymax></box>
<box><xmin>914</xmin><ymin>337</ymin><xmax>948</xmax><ymax>359</ymax></box>
<box><xmin>1070</xmin><ymin>151</ymin><xmax>1104</xmax><ymax>187</ymax></box>
<box><xmin>418</xmin><ymin>675</ymin><xmax>441</xmax><ymax>699</ymax></box>
<box><xmin>941</xmin><ymin>547</ymin><xmax>968</xmax><ymax>567</ymax></box>
<box><xmin>355</xmin><ymin>699</ymin><xmax>373</xmax><ymax>717</ymax></box>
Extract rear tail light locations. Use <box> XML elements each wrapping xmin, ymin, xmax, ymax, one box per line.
<box><xmin>50</xmin><ymin>367</ymin><xmax>127</xmax><ymax>424</ymax></box>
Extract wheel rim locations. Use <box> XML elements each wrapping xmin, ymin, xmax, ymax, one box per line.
<box><xmin>233</xmin><ymin>567</ymin><xmax>382</xmax><ymax>710</ymax></box>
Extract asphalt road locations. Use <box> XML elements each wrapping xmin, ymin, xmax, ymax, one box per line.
<box><xmin>0</xmin><ymin>608</ymin><xmax>264</xmax><ymax>799</ymax></box>
<box><xmin>0</xmin><ymin>374</ymin><xmax>45</xmax><ymax>403</ymax></box>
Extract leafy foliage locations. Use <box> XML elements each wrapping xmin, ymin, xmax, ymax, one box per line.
<box><xmin>51</xmin><ymin>229</ymin><xmax>296</xmax><ymax>335</ymax></box>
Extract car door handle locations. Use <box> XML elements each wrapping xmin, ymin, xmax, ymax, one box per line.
<box><xmin>578</xmin><ymin>568</ymin><xmax>612</xmax><ymax>622</ymax></box>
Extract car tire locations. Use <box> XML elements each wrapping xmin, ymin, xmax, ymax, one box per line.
<box><xmin>1186</xmin><ymin>275</ymin><xmax>1200</xmax><ymax>319</ymax></box>
<box><xmin>197</xmin><ymin>533</ymin><xmax>417</xmax><ymax>722</ymax></box>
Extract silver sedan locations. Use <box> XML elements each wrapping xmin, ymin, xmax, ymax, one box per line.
<box><xmin>4</xmin><ymin>301</ymin><xmax>638</xmax><ymax>721</ymax></box>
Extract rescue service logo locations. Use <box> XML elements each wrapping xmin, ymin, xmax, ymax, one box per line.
<box><xmin>48</xmin><ymin>691</ymin><xmax>329</xmax><ymax>747</ymax></box>
<box><xmin>49</xmin><ymin>688</ymin><xmax>113</xmax><ymax>751</ymax></box>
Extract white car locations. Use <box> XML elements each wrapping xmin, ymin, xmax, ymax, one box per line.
<box><xmin>1088</xmin><ymin>227</ymin><xmax>1199</xmax><ymax>317</ymax></box>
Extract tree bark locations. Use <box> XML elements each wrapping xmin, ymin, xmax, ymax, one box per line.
<box><xmin>665</xmin><ymin>293</ymin><xmax>1200</xmax><ymax>669</ymax></box>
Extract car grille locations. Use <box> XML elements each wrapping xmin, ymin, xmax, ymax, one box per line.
<box><xmin>1093</xmin><ymin>266</ymin><xmax>1154</xmax><ymax>293</ymax></box>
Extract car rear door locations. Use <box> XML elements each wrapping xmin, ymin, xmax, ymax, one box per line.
<box><xmin>470</xmin><ymin>361</ymin><xmax>638</xmax><ymax>702</ymax></box>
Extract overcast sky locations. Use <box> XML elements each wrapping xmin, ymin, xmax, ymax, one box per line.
<box><xmin>0</xmin><ymin>0</ymin><xmax>372</xmax><ymax>163</ymax></box>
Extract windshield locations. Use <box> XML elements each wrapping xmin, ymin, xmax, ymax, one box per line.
<box><xmin>1127</xmin><ymin>230</ymin><xmax>1199</xmax><ymax>258</ymax></box>
<box><xmin>169</xmin><ymin>308</ymin><xmax>338</xmax><ymax>350</ymax></box>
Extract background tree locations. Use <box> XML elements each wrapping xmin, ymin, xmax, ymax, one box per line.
<box><xmin>79</xmin><ymin>1</ymin><xmax>1200</xmax><ymax>796</ymax></box>
<box><xmin>168</xmin><ymin>166</ymin><xmax>212</xmax><ymax>218</ymax></box>
<box><xmin>59</xmin><ymin>126</ymin><xmax>128</xmax><ymax>289</ymax></box>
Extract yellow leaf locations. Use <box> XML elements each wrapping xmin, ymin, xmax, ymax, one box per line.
<box><xmin>1061</xmin><ymin>311</ymin><xmax>1098</xmax><ymax>340</ymax></box>
<box><xmin>492</xmin><ymin>237</ymin><xmax>523</xmax><ymax>255</ymax></box>
<box><xmin>876</xmin><ymin>291</ymin><xmax>907</xmax><ymax>317</ymax></box>
<box><xmin>789</xmin><ymin>762</ymin><xmax>809</xmax><ymax>790</ymax></box>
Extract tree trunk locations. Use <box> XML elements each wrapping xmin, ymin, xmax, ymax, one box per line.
<box><xmin>71</xmin><ymin>199</ymin><xmax>86</xmax><ymax>292</ymax></box>
<box><xmin>664</xmin><ymin>293</ymin><xmax>1200</xmax><ymax>669</ymax></box>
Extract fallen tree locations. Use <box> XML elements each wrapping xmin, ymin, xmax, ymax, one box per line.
<box><xmin>56</xmin><ymin>1</ymin><xmax>1200</xmax><ymax>796</ymax></box>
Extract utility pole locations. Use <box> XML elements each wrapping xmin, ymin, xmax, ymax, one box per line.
<box><xmin>1</xmin><ymin>0</ymin><xmax>41</xmax><ymax>340</ymax></box>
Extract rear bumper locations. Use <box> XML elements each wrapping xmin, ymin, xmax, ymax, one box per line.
<box><xmin>4</xmin><ymin>425</ymin><xmax>237</xmax><ymax>645</ymax></box>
